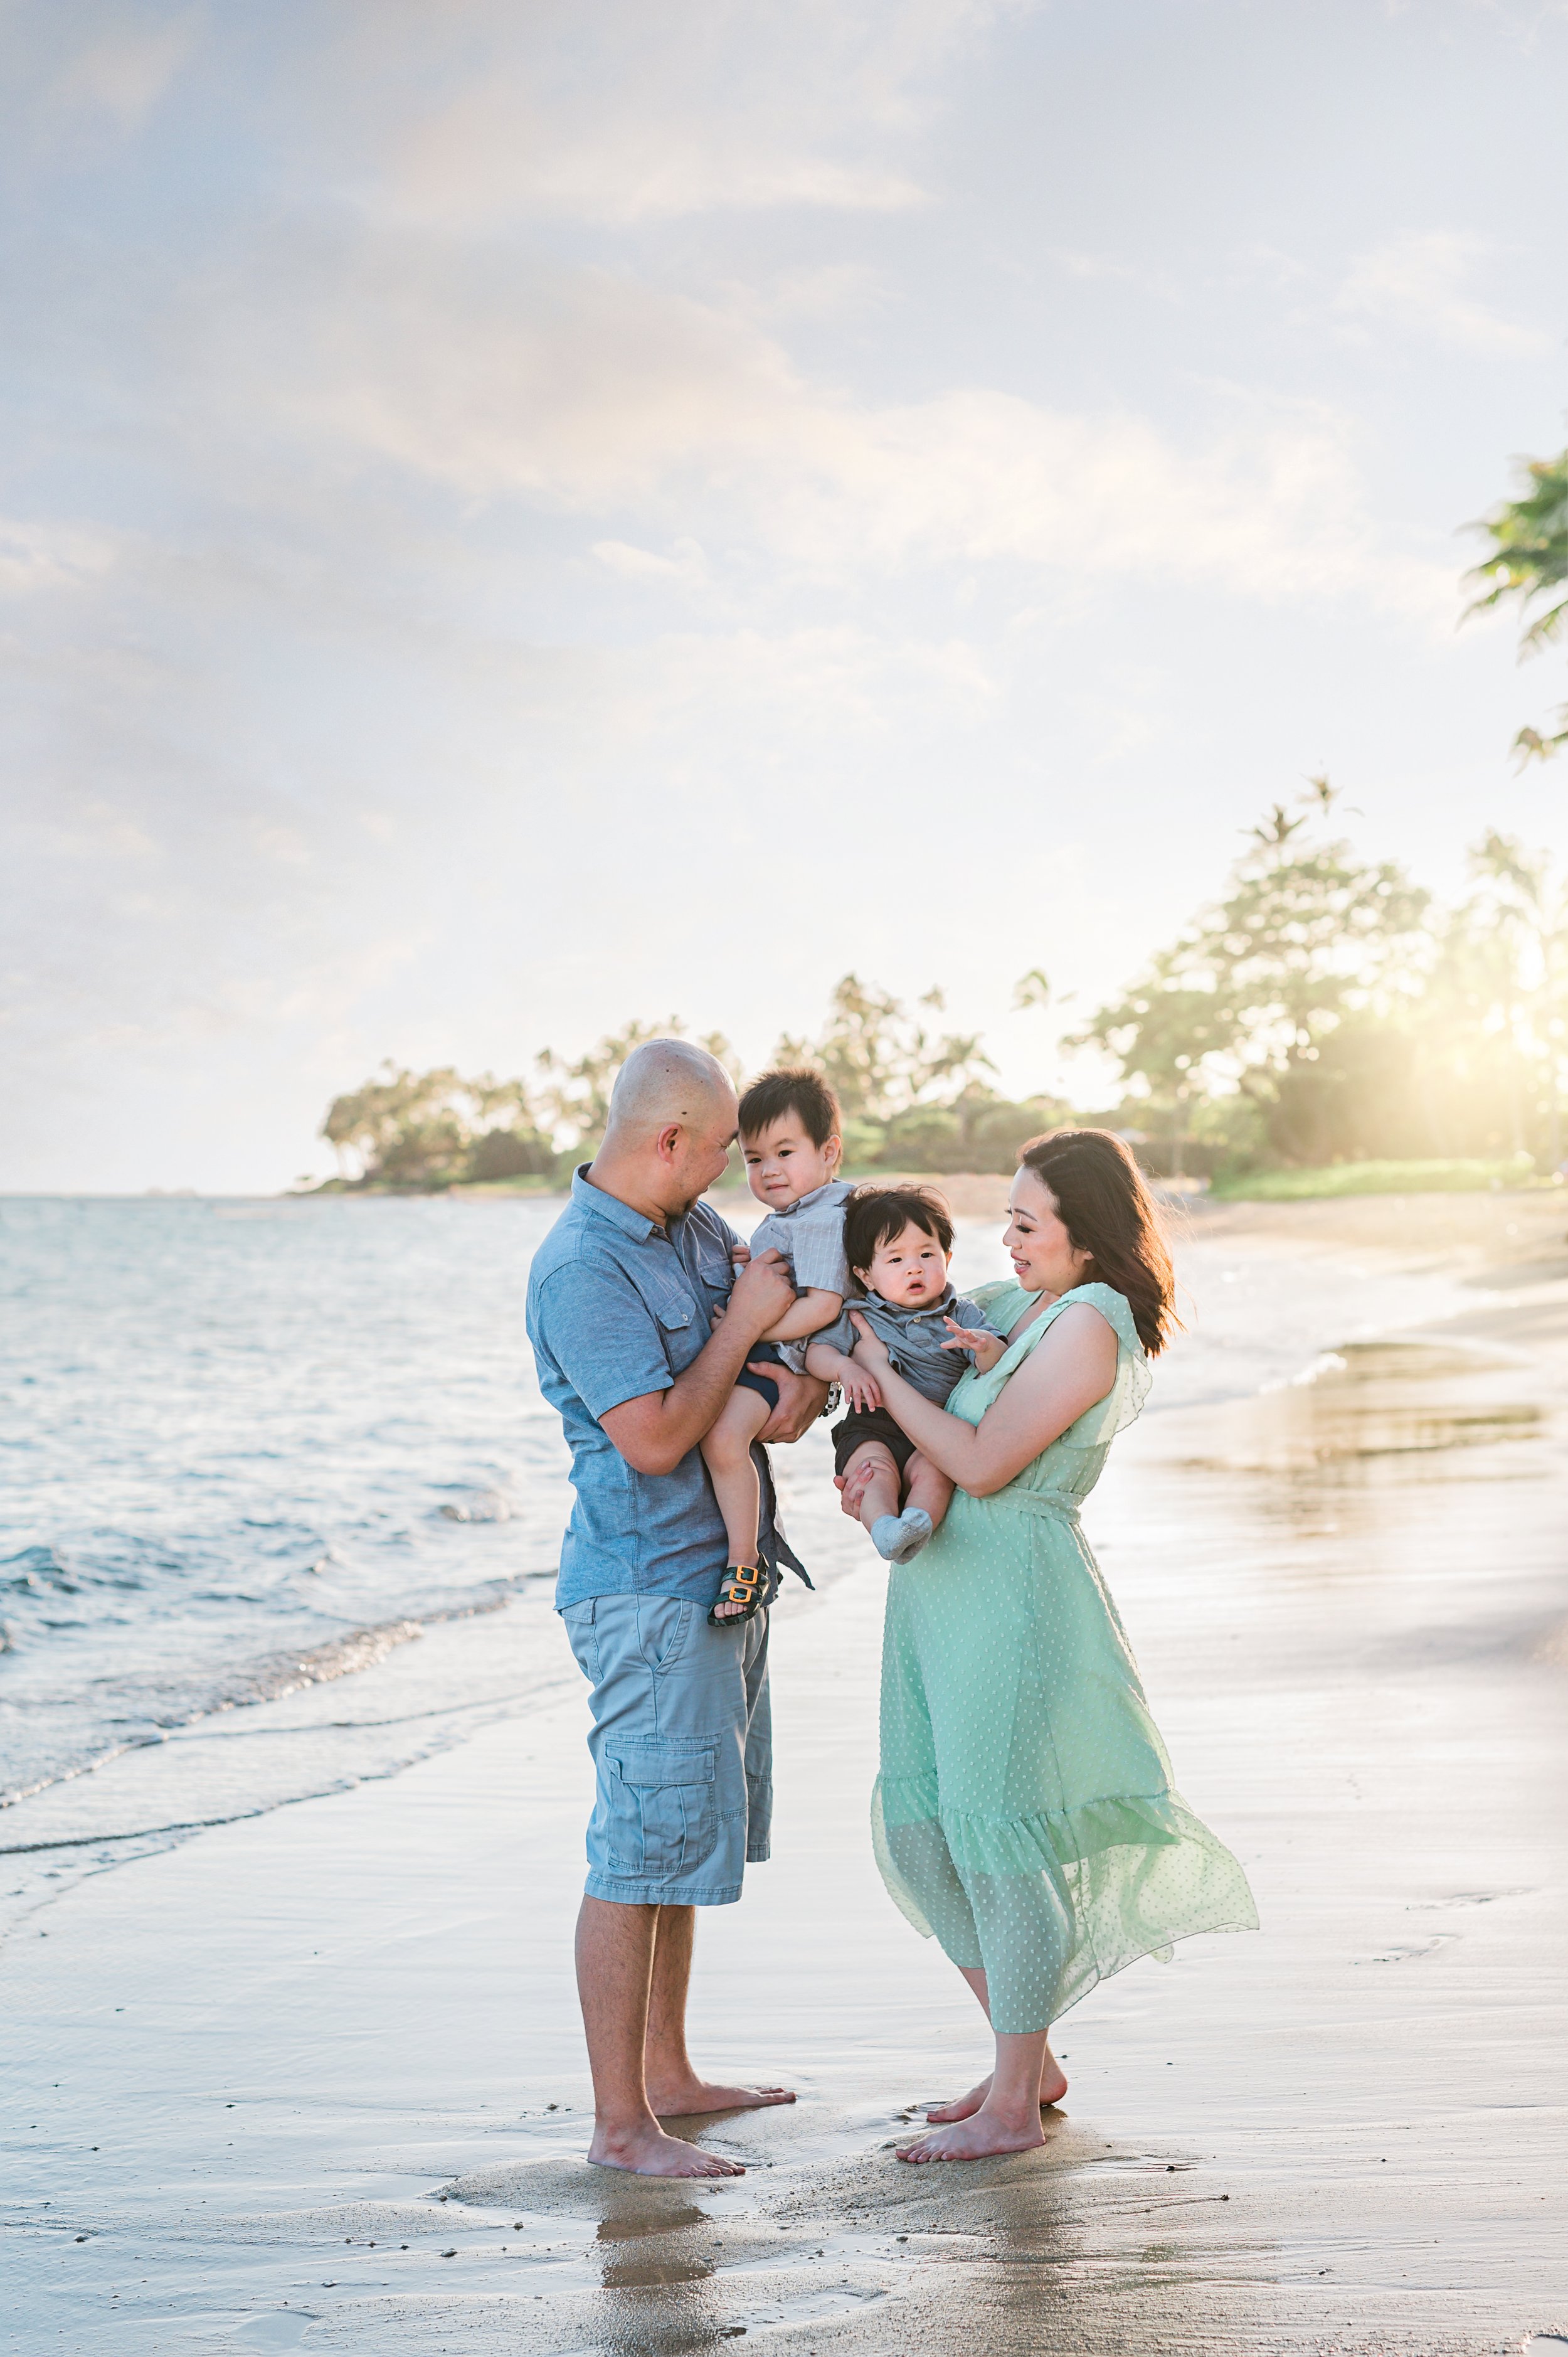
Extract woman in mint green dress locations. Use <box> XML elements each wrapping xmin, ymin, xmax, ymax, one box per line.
<box><xmin>841</xmin><ymin>1130</ymin><xmax>1257</xmax><ymax>2163</ymax></box>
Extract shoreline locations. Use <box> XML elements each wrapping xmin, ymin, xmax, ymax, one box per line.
<box><xmin>5</xmin><ymin>1203</ymin><xmax>1567</xmax><ymax>2351</ymax></box>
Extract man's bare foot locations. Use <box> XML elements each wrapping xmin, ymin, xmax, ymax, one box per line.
<box><xmin>587</xmin><ymin>2121</ymin><xmax>744</xmax><ymax>2178</ymax></box>
<box><xmin>646</xmin><ymin>2075</ymin><xmax>797</xmax><ymax>2118</ymax></box>
<box><xmin>924</xmin><ymin>2051</ymin><xmax>1066</xmax><ymax>2123</ymax></box>
<box><xmin>896</xmin><ymin>2109</ymin><xmax>1047</xmax><ymax>2163</ymax></box>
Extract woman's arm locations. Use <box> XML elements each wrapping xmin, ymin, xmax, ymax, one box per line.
<box><xmin>849</xmin><ymin>1302</ymin><xmax>1117</xmax><ymax>1496</ymax></box>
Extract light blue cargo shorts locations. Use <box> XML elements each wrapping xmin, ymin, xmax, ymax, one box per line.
<box><xmin>560</xmin><ymin>1594</ymin><xmax>773</xmax><ymax>1907</ymax></box>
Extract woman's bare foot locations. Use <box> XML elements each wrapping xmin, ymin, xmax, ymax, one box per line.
<box><xmin>923</xmin><ymin>2075</ymin><xmax>991</xmax><ymax>2123</ymax></box>
<box><xmin>924</xmin><ymin>2046</ymin><xmax>1066</xmax><ymax>2123</ymax></box>
<box><xmin>645</xmin><ymin>2075</ymin><xmax>796</xmax><ymax>2118</ymax></box>
<box><xmin>588</xmin><ymin>2121</ymin><xmax>744</xmax><ymax>2177</ymax></box>
<box><xmin>896</xmin><ymin>2107</ymin><xmax>1047</xmax><ymax>2163</ymax></box>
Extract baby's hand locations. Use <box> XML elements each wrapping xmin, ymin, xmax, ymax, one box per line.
<box><xmin>840</xmin><ymin>1365</ymin><xmax>883</xmax><ymax>1413</ymax></box>
<box><xmin>730</xmin><ymin>1243</ymin><xmax>751</xmax><ymax>1268</ymax></box>
<box><xmin>942</xmin><ymin>1317</ymin><xmax>1006</xmax><ymax>1373</ymax></box>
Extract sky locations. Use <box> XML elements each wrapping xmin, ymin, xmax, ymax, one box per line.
<box><xmin>3</xmin><ymin>0</ymin><xmax>1567</xmax><ymax>1193</ymax></box>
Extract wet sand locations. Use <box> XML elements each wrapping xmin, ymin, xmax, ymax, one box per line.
<box><xmin>5</xmin><ymin>1194</ymin><xmax>1568</xmax><ymax>2353</ymax></box>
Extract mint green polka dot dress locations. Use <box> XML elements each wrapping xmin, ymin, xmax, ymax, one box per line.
<box><xmin>872</xmin><ymin>1280</ymin><xmax>1258</xmax><ymax>2035</ymax></box>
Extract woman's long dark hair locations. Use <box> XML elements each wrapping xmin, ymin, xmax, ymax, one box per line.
<box><xmin>1017</xmin><ymin>1129</ymin><xmax>1178</xmax><ymax>1356</ymax></box>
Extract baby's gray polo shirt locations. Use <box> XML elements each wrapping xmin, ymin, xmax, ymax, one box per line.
<box><xmin>815</xmin><ymin>1282</ymin><xmax>1002</xmax><ymax>1404</ymax></box>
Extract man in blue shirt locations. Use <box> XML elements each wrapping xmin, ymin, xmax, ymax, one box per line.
<box><xmin>526</xmin><ymin>1039</ymin><xmax>829</xmax><ymax>2177</ymax></box>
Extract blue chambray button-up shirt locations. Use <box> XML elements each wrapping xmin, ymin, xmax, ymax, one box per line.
<box><xmin>526</xmin><ymin>1166</ymin><xmax>806</xmax><ymax>1612</ymax></box>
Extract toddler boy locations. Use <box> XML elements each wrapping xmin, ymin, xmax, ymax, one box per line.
<box><xmin>701</xmin><ymin>1068</ymin><xmax>854</xmax><ymax>1621</ymax></box>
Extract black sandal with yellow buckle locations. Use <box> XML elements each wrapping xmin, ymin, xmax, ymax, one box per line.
<box><xmin>708</xmin><ymin>1561</ymin><xmax>768</xmax><ymax>1627</ymax></box>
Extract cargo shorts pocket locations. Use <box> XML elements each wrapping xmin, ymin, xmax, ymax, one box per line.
<box><xmin>560</xmin><ymin>1598</ymin><xmax>600</xmax><ymax>1686</ymax></box>
<box><xmin>603</xmin><ymin>1740</ymin><xmax>716</xmax><ymax>1878</ymax></box>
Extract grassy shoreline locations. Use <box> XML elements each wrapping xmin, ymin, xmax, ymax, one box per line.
<box><xmin>1209</xmin><ymin>1156</ymin><xmax>1547</xmax><ymax>1203</ymax></box>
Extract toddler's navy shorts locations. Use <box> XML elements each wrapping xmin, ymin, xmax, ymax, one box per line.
<box><xmin>734</xmin><ymin>1340</ymin><xmax>783</xmax><ymax>1410</ymax></box>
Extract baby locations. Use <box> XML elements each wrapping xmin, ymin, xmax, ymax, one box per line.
<box><xmin>805</xmin><ymin>1185</ymin><xmax>1005</xmax><ymax>1564</ymax></box>
<box><xmin>701</xmin><ymin>1068</ymin><xmax>856</xmax><ymax>1618</ymax></box>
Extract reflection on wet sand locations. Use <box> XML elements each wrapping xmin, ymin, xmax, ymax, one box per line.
<box><xmin>596</xmin><ymin>2202</ymin><xmax>709</xmax><ymax>2241</ymax></box>
<box><xmin>596</xmin><ymin>2204</ymin><xmax>716</xmax><ymax>2292</ymax></box>
<box><xmin>1167</xmin><ymin>1339</ymin><xmax>1545</xmax><ymax>1477</ymax></box>
<box><xmin>433</xmin><ymin>2116</ymin><xmax>1272</xmax><ymax>2353</ymax></box>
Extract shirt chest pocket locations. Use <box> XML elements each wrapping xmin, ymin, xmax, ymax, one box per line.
<box><xmin>640</xmin><ymin>1276</ymin><xmax>702</xmax><ymax>1365</ymax></box>
<box><xmin>693</xmin><ymin>1240</ymin><xmax>738</xmax><ymax>1301</ymax></box>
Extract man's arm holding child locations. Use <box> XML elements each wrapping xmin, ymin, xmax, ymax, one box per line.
<box><xmin>598</xmin><ymin>1250</ymin><xmax>797</xmax><ymax>1476</ymax></box>
<box><xmin>754</xmin><ymin>1362</ymin><xmax>832</xmax><ymax>1441</ymax></box>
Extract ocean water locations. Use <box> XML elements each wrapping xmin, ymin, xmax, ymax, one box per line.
<box><xmin>0</xmin><ymin>1190</ymin><xmax>1476</xmax><ymax>1932</ymax></box>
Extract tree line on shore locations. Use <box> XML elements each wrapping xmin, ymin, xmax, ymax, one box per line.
<box><xmin>318</xmin><ymin>979</ymin><xmax>1073</xmax><ymax>1191</ymax></box>
<box><xmin>318</xmin><ymin>786</ymin><xmax>1566</xmax><ymax>1192</ymax></box>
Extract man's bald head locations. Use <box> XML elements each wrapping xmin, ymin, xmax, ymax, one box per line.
<box><xmin>603</xmin><ymin>1038</ymin><xmax>737</xmax><ymax>1149</ymax></box>
<box><xmin>593</xmin><ymin>1039</ymin><xmax>739</xmax><ymax>1220</ymax></box>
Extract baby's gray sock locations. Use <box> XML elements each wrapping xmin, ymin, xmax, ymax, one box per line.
<box><xmin>871</xmin><ymin>1508</ymin><xmax>933</xmax><ymax>1565</ymax></box>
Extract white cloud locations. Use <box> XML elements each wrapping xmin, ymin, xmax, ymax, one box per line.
<box><xmin>21</xmin><ymin>796</ymin><xmax>159</xmax><ymax>865</ymax></box>
<box><xmin>315</xmin><ymin>0</ymin><xmax>1015</xmax><ymax>226</ymax></box>
<box><xmin>254</xmin><ymin>250</ymin><xmax>1438</xmax><ymax>612</ymax></box>
<box><xmin>1336</xmin><ymin>231</ymin><xmax>1551</xmax><ymax>356</ymax></box>
<box><xmin>0</xmin><ymin>2</ymin><xmax>203</xmax><ymax>152</ymax></box>
<box><xmin>1053</xmin><ymin>250</ymin><xmax>1179</xmax><ymax>301</ymax></box>
<box><xmin>53</xmin><ymin>9</ymin><xmax>199</xmax><ymax>130</ymax></box>
<box><xmin>591</xmin><ymin>536</ymin><xmax>709</xmax><ymax>585</ymax></box>
<box><xmin>0</xmin><ymin>518</ymin><xmax>119</xmax><ymax>595</ymax></box>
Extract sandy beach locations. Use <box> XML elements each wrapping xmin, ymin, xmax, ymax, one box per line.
<box><xmin>6</xmin><ymin>1189</ymin><xmax>1568</xmax><ymax>2354</ymax></box>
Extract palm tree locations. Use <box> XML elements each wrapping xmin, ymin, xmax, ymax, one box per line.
<box><xmin>1466</xmin><ymin>447</ymin><xmax>1568</xmax><ymax>763</ymax></box>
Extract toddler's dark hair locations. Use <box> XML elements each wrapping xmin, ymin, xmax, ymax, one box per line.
<box><xmin>738</xmin><ymin>1066</ymin><xmax>841</xmax><ymax>1147</ymax></box>
<box><xmin>843</xmin><ymin>1184</ymin><xmax>953</xmax><ymax>1286</ymax></box>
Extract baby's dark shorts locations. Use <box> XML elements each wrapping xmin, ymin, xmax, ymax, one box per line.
<box><xmin>832</xmin><ymin>1406</ymin><xmax>916</xmax><ymax>1477</ymax></box>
